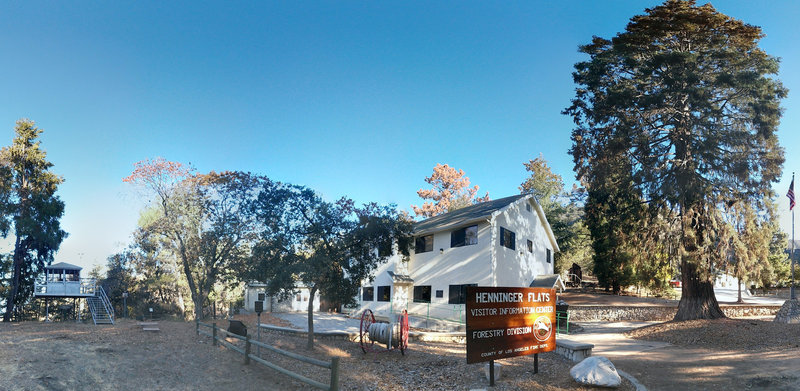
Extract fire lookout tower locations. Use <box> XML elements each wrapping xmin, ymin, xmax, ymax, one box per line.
<box><xmin>33</xmin><ymin>262</ymin><xmax>115</xmax><ymax>325</ymax></box>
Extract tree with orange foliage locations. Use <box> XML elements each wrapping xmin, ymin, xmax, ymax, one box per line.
<box><xmin>124</xmin><ymin>158</ymin><xmax>267</xmax><ymax>320</ymax></box>
<box><xmin>411</xmin><ymin>164</ymin><xmax>489</xmax><ymax>218</ymax></box>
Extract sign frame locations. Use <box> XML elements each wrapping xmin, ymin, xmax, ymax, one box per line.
<box><xmin>465</xmin><ymin>286</ymin><xmax>556</xmax><ymax>364</ymax></box>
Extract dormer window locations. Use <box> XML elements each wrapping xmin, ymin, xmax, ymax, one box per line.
<box><xmin>451</xmin><ymin>225</ymin><xmax>478</xmax><ymax>248</ymax></box>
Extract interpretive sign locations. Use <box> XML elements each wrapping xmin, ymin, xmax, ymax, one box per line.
<box><xmin>465</xmin><ymin>286</ymin><xmax>556</xmax><ymax>364</ymax></box>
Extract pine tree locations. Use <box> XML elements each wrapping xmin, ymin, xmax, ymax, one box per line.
<box><xmin>565</xmin><ymin>1</ymin><xmax>786</xmax><ymax>320</ymax></box>
<box><xmin>1</xmin><ymin>119</ymin><xmax>67</xmax><ymax>321</ymax></box>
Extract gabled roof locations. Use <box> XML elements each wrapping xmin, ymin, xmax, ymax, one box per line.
<box><xmin>413</xmin><ymin>194</ymin><xmax>527</xmax><ymax>235</ymax></box>
<box><xmin>413</xmin><ymin>194</ymin><xmax>560</xmax><ymax>253</ymax></box>
<box><xmin>46</xmin><ymin>262</ymin><xmax>82</xmax><ymax>271</ymax></box>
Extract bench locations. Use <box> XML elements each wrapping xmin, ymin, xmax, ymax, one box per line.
<box><xmin>556</xmin><ymin>339</ymin><xmax>594</xmax><ymax>362</ymax></box>
<box><xmin>137</xmin><ymin>321</ymin><xmax>160</xmax><ymax>332</ymax></box>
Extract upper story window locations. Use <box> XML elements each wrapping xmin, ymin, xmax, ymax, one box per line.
<box><xmin>415</xmin><ymin>234</ymin><xmax>433</xmax><ymax>253</ymax></box>
<box><xmin>547</xmin><ymin>248</ymin><xmax>552</xmax><ymax>264</ymax></box>
<box><xmin>527</xmin><ymin>239</ymin><xmax>533</xmax><ymax>253</ymax></box>
<box><xmin>66</xmin><ymin>270</ymin><xmax>80</xmax><ymax>281</ymax></box>
<box><xmin>451</xmin><ymin>225</ymin><xmax>478</xmax><ymax>248</ymax></box>
<box><xmin>500</xmin><ymin>227</ymin><xmax>516</xmax><ymax>250</ymax></box>
<box><xmin>526</xmin><ymin>203</ymin><xmax>532</xmax><ymax>213</ymax></box>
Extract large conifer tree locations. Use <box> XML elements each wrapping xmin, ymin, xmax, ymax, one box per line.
<box><xmin>1</xmin><ymin>119</ymin><xmax>67</xmax><ymax>321</ymax></box>
<box><xmin>565</xmin><ymin>1</ymin><xmax>786</xmax><ymax>320</ymax></box>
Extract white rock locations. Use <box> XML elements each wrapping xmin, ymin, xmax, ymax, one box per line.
<box><xmin>570</xmin><ymin>356</ymin><xmax>621</xmax><ymax>388</ymax></box>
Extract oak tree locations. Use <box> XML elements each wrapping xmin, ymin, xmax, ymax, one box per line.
<box><xmin>124</xmin><ymin>159</ymin><xmax>265</xmax><ymax>320</ymax></box>
<box><xmin>252</xmin><ymin>185</ymin><xmax>412</xmax><ymax>348</ymax></box>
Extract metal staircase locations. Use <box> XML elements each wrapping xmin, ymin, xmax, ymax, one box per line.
<box><xmin>87</xmin><ymin>286</ymin><xmax>115</xmax><ymax>325</ymax></box>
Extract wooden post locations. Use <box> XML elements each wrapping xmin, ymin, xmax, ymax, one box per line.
<box><xmin>245</xmin><ymin>335</ymin><xmax>251</xmax><ymax>365</ymax></box>
<box><xmin>489</xmin><ymin>360</ymin><xmax>495</xmax><ymax>387</ymax></box>
<box><xmin>257</xmin><ymin>312</ymin><xmax>261</xmax><ymax>357</ymax></box>
<box><xmin>534</xmin><ymin>353</ymin><xmax>539</xmax><ymax>374</ymax></box>
<box><xmin>329</xmin><ymin>357</ymin><xmax>340</xmax><ymax>391</ymax></box>
<box><xmin>212</xmin><ymin>322</ymin><xmax>217</xmax><ymax>346</ymax></box>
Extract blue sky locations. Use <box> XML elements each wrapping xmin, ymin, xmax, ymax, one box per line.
<box><xmin>0</xmin><ymin>1</ymin><xmax>797</xmax><ymax>271</ymax></box>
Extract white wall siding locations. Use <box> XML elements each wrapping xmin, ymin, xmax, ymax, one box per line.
<box><xmin>357</xmin><ymin>195</ymin><xmax>558</xmax><ymax>323</ymax></box>
<box><xmin>493</xmin><ymin>198</ymin><xmax>554</xmax><ymax>287</ymax></box>
<box><xmin>359</xmin><ymin>252</ymin><xmax>402</xmax><ymax>317</ymax></box>
<box><xmin>405</xmin><ymin>222</ymin><xmax>493</xmax><ymax>321</ymax></box>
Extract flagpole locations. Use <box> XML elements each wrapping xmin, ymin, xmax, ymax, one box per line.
<box><xmin>793</xmin><ymin>172</ymin><xmax>796</xmax><ymax>300</ymax></box>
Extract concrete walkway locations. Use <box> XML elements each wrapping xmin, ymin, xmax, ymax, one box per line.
<box><xmin>274</xmin><ymin>312</ymin><xmax>362</xmax><ymax>333</ymax></box>
<box><xmin>565</xmin><ymin>321</ymin><xmax>671</xmax><ymax>357</ymax></box>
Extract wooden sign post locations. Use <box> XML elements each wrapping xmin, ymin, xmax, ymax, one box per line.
<box><xmin>466</xmin><ymin>287</ymin><xmax>557</xmax><ymax>385</ymax></box>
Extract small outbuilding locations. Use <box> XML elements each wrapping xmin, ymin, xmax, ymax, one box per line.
<box><xmin>530</xmin><ymin>274</ymin><xmax>566</xmax><ymax>293</ymax></box>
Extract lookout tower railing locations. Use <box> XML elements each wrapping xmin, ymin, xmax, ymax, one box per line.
<box><xmin>34</xmin><ymin>278</ymin><xmax>97</xmax><ymax>297</ymax></box>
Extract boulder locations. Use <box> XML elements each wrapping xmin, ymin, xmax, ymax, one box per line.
<box><xmin>228</xmin><ymin>320</ymin><xmax>247</xmax><ymax>337</ymax></box>
<box><xmin>570</xmin><ymin>356</ymin><xmax>621</xmax><ymax>388</ymax></box>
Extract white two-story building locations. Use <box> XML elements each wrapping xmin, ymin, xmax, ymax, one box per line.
<box><xmin>359</xmin><ymin>194</ymin><xmax>559</xmax><ymax>322</ymax></box>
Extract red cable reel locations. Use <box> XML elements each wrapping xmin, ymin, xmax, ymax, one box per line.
<box><xmin>359</xmin><ymin>309</ymin><xmax>408</xmax><ymax>355</ymax></box>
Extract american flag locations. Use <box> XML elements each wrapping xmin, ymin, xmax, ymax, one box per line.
<box><xmin>789</xmin><ymin>177</ymin><xmax>796</xmax><ymax>211</ymax></box>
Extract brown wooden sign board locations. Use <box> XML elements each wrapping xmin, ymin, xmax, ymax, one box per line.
<box><xmin>465</xmin><ymin>286</ymin><xmax>556</xmax><ymax>364</ymax></box>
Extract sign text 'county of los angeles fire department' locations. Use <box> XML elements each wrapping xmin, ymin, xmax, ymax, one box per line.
<box><xmin>465</xmin><ymin>287</ymin><xmax>556</xmax><ymax>364</ymax></box>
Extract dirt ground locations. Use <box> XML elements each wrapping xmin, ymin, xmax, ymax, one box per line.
<box><xmin>620</xmin><ymin>318</ymin><xmax>800</xmax><ymax>390</ymax></box>
<box><xmin>0</xmin><ymin>316</ymin><xmax>633</xmax><ymax>391</ymax></box>
<box><xmin>4</xmin><ymin>292</ymin><xmax>798</xmax><ymax>391</ymax></box>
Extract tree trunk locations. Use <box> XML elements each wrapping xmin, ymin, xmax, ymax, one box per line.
<box><xmin>307</xmin><ymin>286</ymin><xmax>318</xmax><ymax>349</ymax></box>
<box><xmin>674</xmin><ymin>261</ymin><xmax>725</xmax><ymax>320</ymax></box>
<box><xmin>176</xmin><ymin>234</ymin><xmax>203</xmax><ymax>320</ymax></box>
<box><xmin>3</xmin><ymin>236</ymin><xmax>24</xmax><ymax>322</ymax></box>
<box><xmin>737</xmin><ymin>281</ymin><xmax>743</xmax><ymax>304</ymax></box>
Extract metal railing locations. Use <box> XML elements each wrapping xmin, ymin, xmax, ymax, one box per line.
<box><xmin>556</xmin><ymin>311</ymin><xmax>569</xmax><ymax>335</ymax></box>
<box><xmin>34</xmin><ymin>278</ymin><xmax>98</xmax><ymax>295</ymax></box>
<box><xmin>196</xmin><ymin>321</ymin><xmax>339</xmax><ymax>391</ymax></box>
<box><xmin>401</xmin><ymin>302</ymin><xmax>465</xmax><ymax>325</ymax></box>
<box><xmin>97</xmin><ymin>286</ymin><xmax>115</xmax><ymax>320</ymax></box>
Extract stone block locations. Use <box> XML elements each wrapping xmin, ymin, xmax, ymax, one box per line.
<box><xmin>484</xmin><ymin>362</ymin><xmax>503</xmax><ymax>381</ymax></box>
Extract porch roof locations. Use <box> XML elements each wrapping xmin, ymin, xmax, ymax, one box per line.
<box><xmin>387</xmin><ymin>271</ymin><xmax>414</xmax><ymax>285</ymax></box>
<box><xmin>530</xmin><ymin>274</ymin><xmax>566</xmax><ymax>292</ymax></box>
